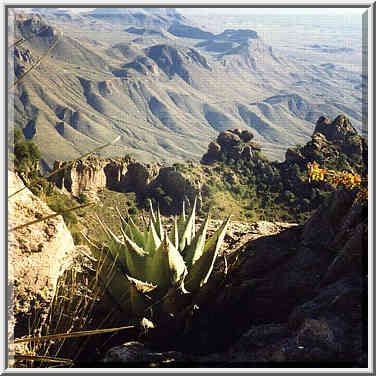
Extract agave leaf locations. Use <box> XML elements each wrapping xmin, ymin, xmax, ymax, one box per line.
<box><xmin>149</xmin><ymin>199</ymin><xmax>157</xmax><ymax>223</ymax></box>
<box><xmin>107</xmin><ymin>238</ymin><xmax>128</xmax><ymax>273</ymax></box>
<box><xmin>127</xmin><ymin>275</ymin><xmax>157</xmax><ymax>316</ymax></box>
<box><xmin>123</xmin><ymin>222</ymin><xmax>133</xmax><ymax>240</ymax></box>
<box><xmin>166</xmin><ymin>236</ymin><xmax>188</xmax><ymax>288</ymax></box>
<box><xmin>178</xmin><ymin>198</ymin><xmax>197</xmax><ymax>254</ymax></box>
<box><xmin>185</xmin><ymin>216</ymin><xmax>231</xmax><ymax>292</ymax></box>
<box><xmin>183</xmin><ymin>212</ymin><xmax>210</xmax><ymax>269</ymax></box>
<box><xmin>153</xmin><ymin>207</ymin><xmax>164</xmax><ymax>240</ymax></box>
<box><xmin>115</xmin><ymin>206</ymin><xmax>128</xmax><ymax>229</ymax></box>
<box><xmin>95</xmin><ymin>215</ymin><xmax>128</xmax><ymax>271</ymax></box>
<box><xmin>168</xmin><ymin>216</ymin><xmax>179</xmax><ymax>250</ymax></box>
<box><xmin>146</xmin><ymin>235</ymin><xmax>187</xmax><ymax>295</ymax></box>
<box><xmin>145</xmin><ymin>236</ymin><xmax>171</xmax><ymax>292</ymax></box>
<box><xmin>160</xmin><ymin>285</ymin><xmax>190</xmax><ymax>315</ymax></box>
<box><xmin>144</xmin><ymin>218</ymin><xmax>161</xmax><ymax>255</ymax></box>
<box><xmin>127</xmin><ymin>217</ymin><xmax>146</xmax><ymax>248</ymax></box>
<box><xmin>122</xmin><ymin>232</ymin><xmax>149</xmax><ymax>281</ymax></box>
<box><xmin>177</xmin><ymin>200</ymin><xmax>186</xmax><ymax>240</ymax></box>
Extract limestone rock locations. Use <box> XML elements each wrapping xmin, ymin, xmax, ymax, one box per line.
<box><xmin>51</xmin><ymin>155</ymin><xmax>161</xmax><ymax>197</ymax></box>
<box><xmin>8</xmin><ymin>170</ymin><xmax>89</xmax><ymax>347</ymax></box>
<box><xmin>121</xmin><ymin>161</ymin><xmax>158</xmax><ymax>194</ymax></box>
<box><xmin>201</xmin><ymin>128</ymin><xmax>258</xmax><ymax>164</ymax></box>
<box><xmin>52</xmin><ymin>155</ymin><xmax>108</xmax><ymax>196</ymax></box>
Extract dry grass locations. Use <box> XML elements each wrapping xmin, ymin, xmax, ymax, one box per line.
<box><xmin>12</xmin><ymin>247</ymin><xmax>134</xmax><ymax>367</ymax></box>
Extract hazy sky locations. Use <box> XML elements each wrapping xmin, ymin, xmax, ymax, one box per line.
<box><xmin>178</xmin><ymin>7</ymin><xmax>367</xmax><ymax>16</ymax></box>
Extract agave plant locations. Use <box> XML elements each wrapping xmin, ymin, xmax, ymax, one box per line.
<box><xmin>90</xmin><ymin>198</ymin><xmax>230</xmax><ymax>319</ymax></box>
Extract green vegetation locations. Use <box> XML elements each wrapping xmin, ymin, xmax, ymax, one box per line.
<box><xmin>10</xmin><ymin>129</ymin><xmax>85</xmax><ymax>241</ymax></box>
<box><xmin>11</xmin><ymin>127</ymin><xmax>42</xmax><ymax>184</ymax></box>
<box><xmin>89</xmin><ymin>199</ymin><xmax>230</xmax><ymax>323</ymax></box>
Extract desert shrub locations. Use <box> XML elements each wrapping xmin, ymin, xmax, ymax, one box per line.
<box><xmin>46</xmin><ymin>194</ymin><xmax>78</xmax><ymax>226</ymax></box>
<box><xmin>307</xmin><ymin>161</ymin><xmax>367</xmax><ymax>204</ymax></box>
<box><xmin>283</xmin><ymin>190</ymin><xmax>295</xmax><ymax>204</ymax></box>
<box><xmin>12</xmin><ymin>127</ymin><xmax>41</xmax><ymax>182</ymax></box>
<box><xmin>77</xmin><ymin>193</ymin><xmax>89</xmax><ymax>205</ymax></box>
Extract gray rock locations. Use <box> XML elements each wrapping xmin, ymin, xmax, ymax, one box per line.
<box><xmin>102</xmin><ymin>341</ymin><xmax>192</xmax><ymax>366</ymax></box>
<box><xmin>217</xmin><ymin>130</ymin><xmax>241</xmax><ymax>148</ymax></box>
<box><xmin>240</xmin><ymin>130</ymin><xmax>254</xmax><ymax>142</ymax></box>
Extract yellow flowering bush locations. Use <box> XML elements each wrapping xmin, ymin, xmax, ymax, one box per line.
<box><xmin>307</xmin><ymin>161</ymin><xmax>367</xmax><ymax>203</ymax></box>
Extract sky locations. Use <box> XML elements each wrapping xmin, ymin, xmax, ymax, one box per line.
<box><xmin>177</xmin><ymin>7</ymin><xmax>367</xmax><ymax>17</ymax></box>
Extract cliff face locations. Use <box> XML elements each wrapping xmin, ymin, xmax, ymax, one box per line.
<box><xmin>52</xmin><ymin>155</ymin><xmax>108</xmax><ymax>196</ymax></box>
<box><xmin>51</xmin><ymin>155</ymin><xmax>162</xmax><ymax>197</ymax></box>
<box><xmin>8</xmin><ymin>171</ymin><xmax>90</xmax><ymax>348</ymax></box>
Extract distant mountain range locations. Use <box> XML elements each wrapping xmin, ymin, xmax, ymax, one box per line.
<box><xmin>10</xmin><ymin>8</ymin><xmax>363</xmax><ymax>169</ymax></box>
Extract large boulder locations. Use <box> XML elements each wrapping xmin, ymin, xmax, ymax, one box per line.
<box><xmin>240</xmin><ymin>129</ymin><xmax>254</xmax><ymax>142</ymax></box>
<box><xmin>217</xmin><ymin>130</ymin><xmax>241</xmax><ymax>148</ymax></box>
<box><xmin>8</xmin><ymin>170</ymin><xmax>93</xmax><ymax>360</ymax></box>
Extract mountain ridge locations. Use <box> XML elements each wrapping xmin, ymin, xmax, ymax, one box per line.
<box><xmin>10</xmin><ymin>9</ymin><xmax>364</xmax><ymax>170</ymax></box>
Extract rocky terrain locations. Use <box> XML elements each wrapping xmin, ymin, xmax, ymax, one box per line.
<box><xmin>8</xmin><ymin>111</ymin><xmax>368</xmax><ymax>368</ymax></box>
<box><xmin>8</xmin><ymin>171</ymin><xmax>94</xmax><ymax>365</ymax></box>
<box><xmin>49</xmin><ymin>114</ymin><xmax>366</xmax><ymax>225</ymax></box>
<box><xmin>8</xmin><ymin>182</ymin><xmax>368</xmax><ymax>368</ymax></box>
<box><xmin>91</xmin><ymin>186</ymin><xmax>366</xmax><ymax>368</ymax></box>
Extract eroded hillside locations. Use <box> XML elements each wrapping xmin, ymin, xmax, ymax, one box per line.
<box><xmin>10</xmin><ymin>9</ymin><xmax>364</xmax><ymax>169</ymax></box>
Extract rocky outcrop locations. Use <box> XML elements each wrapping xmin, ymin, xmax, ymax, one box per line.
<box><xmin>201</xmin><ymin>128</ymin><xmax>257</xmax><ymax>164</ymax></box>
<box><xmin>122</xmin><ymin>56</ymin><xmax>160</xmax><ymax>77</ymax></box>
<box><xmin>13</xmin><ymin>46</ymin><xmax>35</xmax><ymax>78</ymax></box>
<box><xmin>8</xmin><ymin>170</ymin><xmax>93</xmax><ymax>356</ymax></box>
<box><xmin>310</xmin><ymin>115</ymin><xmax>365</xmax><ymax>160</ymax></box>
<box><xmin>315</xmin><ymin>115</ymin><xmax>357</xmax><ymax>143</ymax></box>
<box><xmin>52</xmin><ymin>155</ymin><xmax>108</xmax><ymax>196</ymax></box>
<box><xmin>214</xmin><ymin>29</ymin><xmax>259</xmax><ymax>42</ymax></box>
<box><xmin>15</xmin><ymin>13</ymin><xmax>58</xmax><ymax>40</ymax></box>
<box><xmin>281</xmin><ymin>115</ymin><xmax>367</xmax><ymax>173</ymax></box>
<box><xmin>51</xmin><ymin>155</ymin><xmax>161</xmax><ymax>197</ymax></box>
